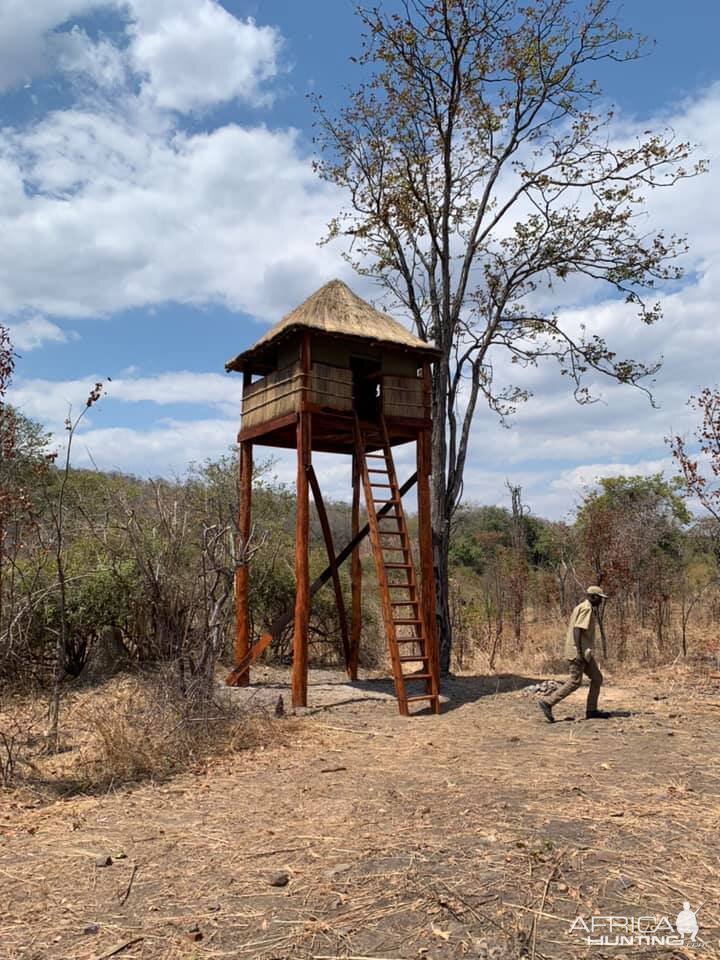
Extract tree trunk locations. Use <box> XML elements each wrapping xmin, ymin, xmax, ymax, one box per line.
<box><xmin>433</xmin><ymin>507</ymin><xmax>452</xmax><ymax>675</ymax></box>
<box><xmin>430</xmin><ymin>348</ymin><xmax>453</xmax><ymax>675</ymax></box>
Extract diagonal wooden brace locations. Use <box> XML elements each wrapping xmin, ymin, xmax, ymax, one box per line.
<box><xmin>225</xmin><ymin>470</ymin><xmax>418</xmax><ymax>686</ymax></box>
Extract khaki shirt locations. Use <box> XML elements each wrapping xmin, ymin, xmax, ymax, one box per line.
<box><xmin>563</xmin><ymin>599</ymin><xmax>597</xmax><ymax>660</ymax></box>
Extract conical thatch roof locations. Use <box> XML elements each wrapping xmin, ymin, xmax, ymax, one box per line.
<box><xmin>226</xmin><ymin>279</ymin><xmax>438</xmax><ymax>371</ymax></box>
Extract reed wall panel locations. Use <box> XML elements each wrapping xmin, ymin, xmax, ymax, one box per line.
<box><xmin>309</xmin><ymin>363</ymin><xmax>353</xmax><ymax>410</ymax></box>
<box><xmin>382</xmin><ymin>374</ymin><xmax>426</xmax><ymax>420</ymax></box>
<box><xmin>242</xmin><ymin>362</ymin><xmax>303</xmax><ymax>431</ymax></box>
<box><xmin>241</xmin><ymin>362</ymin><xmax>353</xmax><ymax>432</ymax></box>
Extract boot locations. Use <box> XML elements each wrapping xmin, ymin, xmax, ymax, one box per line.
<box><xmin>538</xmin><ymin>700</ymin><xmax>554</xmax><ymax>723</ymax></box>
<box><xmin>586</xmin><ymin>708</ymin><xmax>611</xmax><ymax>720</ymax></box>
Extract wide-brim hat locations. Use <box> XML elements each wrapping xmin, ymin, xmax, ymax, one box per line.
<box><xmin>586</xmin><ymin>585</ymin><xmax>608</xmax><ymax>599</ymax></box>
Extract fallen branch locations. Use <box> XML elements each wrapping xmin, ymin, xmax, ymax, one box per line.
<box><xmin>93</xmin><ymin>937</ymin><xmax>144</xmax><ymax>960</ymax></box>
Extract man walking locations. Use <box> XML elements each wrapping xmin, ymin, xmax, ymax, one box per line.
<box><xmin>539</xmin><ymin>586</ymin><xmax>611</xmax><ymax>722</ymax></box>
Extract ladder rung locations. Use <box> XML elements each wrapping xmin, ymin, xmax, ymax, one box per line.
<box><xmin>388</xmin><ymin>584</ymin><xmax>415</xmax><ymax>590</ymax></box>
<box><xmin>406</xmin><ymin>695</ymin><xmax>438</xmax><ymax>703</ymax></box>
<box><xmin>399</xmin><ymin>654</ymin><xmax>428</xmax><ymax>662</ymax></box>
<box><xmin>366</xmin><ymin>454</ymin><xmax>386</xmax><ymax>459</ymax></box>
<box><xmin>391</xmin><ymin>600</ymin><xmax>418</xmax><ymax>605</ymax></box>
<box><xmin>370</xmin><ymin>482</ymin><xmax>393</xmax><ymax>487</ymax></box>
<box><xmin>373</xmin><ymin>498</ymin><xmax>398</xmax><ymax>503</ymax></box>
<box><xmin>403</xmin><ymin>673</ymin><xmax>432</xmax><ymax>681</ymax></box>
<box><xmin>393</xmin><ymin>618</ymin><xmax>422</xmax><ymax>625</ymax></box>
<box><xmin>367</xmin><ymin>468</ymin><xmax>388</xmax><ymax>474</ymax></box>
<box><xmin>384</xmin><ymin>562</ymin><xmax>412</xmax><ymax>569</ymax></box>
<box><xmin>396</xmin><ymin>637</ymin><xmax>424</xmax><ymax>644</ymax></box>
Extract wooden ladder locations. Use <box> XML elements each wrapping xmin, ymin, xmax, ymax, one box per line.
<box><xmin>353</xmin><ymin>415</ymin><xmax>440</xmax><ymax>716</ymax></box>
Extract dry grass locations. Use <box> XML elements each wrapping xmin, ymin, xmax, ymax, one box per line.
<box><xmin>453</xmin><ymin>608</ymin><xmax>720</xmax><ymax>678</ymax></box>
<box><xmin>2</xmin><ymin>661</ymin><xmax>720</xmax><ymax>959</ymax></box>
<box><xmin>0</xmin><ymin>672</ymin><xmax>295</xmax><ymax>800</ymax></box>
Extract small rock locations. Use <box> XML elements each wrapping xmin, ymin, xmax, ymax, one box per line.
<box><xmin>508</xmin><ymin>736</ymin><xmax>520</xmax><ymax>743</ymax></box>
<box><xmin>185</xmin><ymin>924</ymin><xmax>203</xmax><ymax>942</ymax></box>
<box><xmin>556</xmin><ymin>882</ymin><xmax>569</xmax><ymax>893</ymax></box>
<box><xmin>269</xmin><ymin>870</ymin><xmax>290</xmax><ymax>887</ymax></box>
<box><xmin>208</xmin><ymin>903</ymin><xmax>220</xmax><ymax>913</ymax></box>
<box><xmin>83</xmin><ymin>923</ymin><xmax>100</xmax><ymax>935</ymax></box>
<box><xmin>95</xmin><ymin>854</ymin><xmax>112</xmax><ymax>868</ymax></box>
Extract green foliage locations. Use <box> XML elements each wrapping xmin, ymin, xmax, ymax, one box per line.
<box><xmin>449</xmin><ymin>504</ymin><xmax>551</xmax><ymax>574</ymax></box>
<box><xmin>578</xmin><ymin>474</ymin><xmax>690</xmax><ymax>527</ymax></box>
<box><xmin>2</xmin><ymin>407</ymin><xmax>717</xmax><ymax>682</ymax></box>
<box><xmin>34</xmin><ymin>560</ymin><xmax>140</xmax><ymax>676</ymax></box>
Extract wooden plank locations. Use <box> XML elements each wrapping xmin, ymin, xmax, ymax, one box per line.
<box><xmin>229</xmin><ymin>427</ymin><xmax>253</xmax><ymax>687</ymax></box>
<box><xmin>350</xmin><ymin>452</ymin><xmax>362</xmax><ymax>681</ymax></box>
<box><xmin>292</xmin><ymin>331</ymin><xmax>312</xmax><ymax>709</ymax></box>
<box><xmin>238</xmin><ymin>411</ymin><xmax>298</xmax><ymax>444</ymax></box>
<box><xmin>307</xmin><ymin>464</ymin><xmax>351</xmax><ymax>674</ymax></box>
<box><xmin>225</xmin><ymin>632</ymin><xmax>272</xmax><ymax>687</ymax></box>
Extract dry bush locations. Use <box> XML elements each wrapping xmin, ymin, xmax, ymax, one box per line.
<box><xmin>0</xmin><ymin>700</ymin><xmax>43</xmax><ymax>787</ymax></box>
<box><xmin>85</xmin><ymin>673</ymin><xmax>286</xmax><ymax>785</ymax></box>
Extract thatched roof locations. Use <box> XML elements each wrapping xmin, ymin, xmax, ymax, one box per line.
<box><xmin>226</xmin><ymin>279</ymin><xmax>438</xmax><ymax>371</ymax></box>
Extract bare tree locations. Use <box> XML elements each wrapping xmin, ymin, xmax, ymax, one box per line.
<box><xmin>670</xmin><ymin>387</ymin><xmax>720</xmax><ymax>532</ymax></box>
<box><xmin>313</xmin><ymin>0</ymin><xmax>703</xmax><ymax>672</ymax></box>
<box><xmin>46</xmin><ymin>383</ymin><xmax>104</xmax><ymax>752</ymax></box>
<box><xmin>506</xmin><ymin>482</ymin><xmax>527</xmax><ymax>644</ymax></box>
<box><xmin>0</xmin><ymin>325</ymin><xmax>16</xmax><ymax>629</ymax></box>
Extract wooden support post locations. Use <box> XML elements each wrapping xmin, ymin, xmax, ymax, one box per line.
<box><xmin>231</xmin><ymin>369</ymin><xmax>253</xmax><ymax>687</ymax></box>
<box><xmin>349</xmin><ymin>451</ymin><xmax>362</xmax><ymax>680</ymax></box>
<box><xmin>418</xmin><ymin>364</ymin><xmax>440</xmax><ymax>704</ymax></box>
<box><xmin>292</xmin><ymin>333</ymin><xmax>312</xmax><ymax>709</ymax></box>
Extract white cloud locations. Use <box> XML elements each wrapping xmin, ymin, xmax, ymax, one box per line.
<box><xmin>9</xmin><ymin>371</ymin><xmax>243</xmax><ymax>423</ymax></box>
<box><xmin>51</xmin><ymin>25</ymin><xmax>127</xmax><ymax>89</ymax></box>
<box><xmin>0</xmin><ymin>1</ymin><xmax>108</xmax><ymax>90</ymax></box>
<box><xmin>69</xmin><ymin>417</ymin><xmax>239</xmax><ymax>476</ymax></box>
<box><xmin>0</xmin><ymin>1</ymin><xmax>282</xmax><ymax>111</ymax></box>
<box><xmin>127</xmin><ymin>1</ymin><xmax>283</xmax><ymax>111</ymax></box>
<box><xmin>549</xmin><ymin>459</ymin><xmax>673</xmax><ymax>494</ymax></box>
<box><xmin>7</xmin><ymin>315</ymin><xmax>68</xmax><ymax>351</ymax></box>
<box><xmin>0</xmin><ymin>2</ymin><xmax>345</xmax><ymax>327</ymax></box>
<box><xmin>0</xmin><ymin>114</ymin><xmax>343</xmax><ymax>321</ymax></box>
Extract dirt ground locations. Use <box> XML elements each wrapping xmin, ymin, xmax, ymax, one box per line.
<box><xmin>2</xmin><ymin>662</ymin><xmax>720</xmax><ymax>960</ymax></box>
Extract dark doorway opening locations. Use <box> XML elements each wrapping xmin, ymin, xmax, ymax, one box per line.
<box><xmin>351</xmin><ymin>356</ymin><xmax>381</xmax><ymax>421</ymax></box>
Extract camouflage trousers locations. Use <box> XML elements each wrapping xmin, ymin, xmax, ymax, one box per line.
<box><xmin>544</xmin><ymin>656</ymin><xmax>603</xmax><ymax>712</ymax></box>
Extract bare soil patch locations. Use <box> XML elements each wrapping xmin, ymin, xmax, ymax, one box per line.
<box><xmin>2</xmin><ymin>663</ymin><xmax>720</xmax><ymax>959</ymax></box>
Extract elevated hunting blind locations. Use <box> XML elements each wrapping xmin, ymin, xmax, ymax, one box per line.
<box><xmin>225</xmin><ymin>279</ymin><xmax>441</xmax><ymax>715</ymax></box>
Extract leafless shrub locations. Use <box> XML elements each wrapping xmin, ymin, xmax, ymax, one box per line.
<box><xmin>0</xmin><ymin>704</ymin><xmax>41</xmax><ymax>787</ymax></box>
<box><xmin>86</xmin><ymin>674</ymin><xmax>285</xmax><ymax>784</ymax></box>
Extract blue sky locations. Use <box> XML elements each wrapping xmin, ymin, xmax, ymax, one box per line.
<box><xmin>3</xmin><ymin>1</ymin><xmax>720</xmax><ymax>518</ymax></box>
